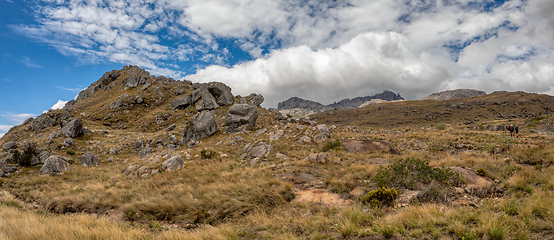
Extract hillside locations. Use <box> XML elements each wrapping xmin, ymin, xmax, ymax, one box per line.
<box><xmin>1</xmin><ymin>66</ymin><xmax>554</xmax><ymax>239</ymax></box>
<box><xmin>421</xmin><ymin>89</ymin><xmax>487</xmax><ymax>100</ymax></box>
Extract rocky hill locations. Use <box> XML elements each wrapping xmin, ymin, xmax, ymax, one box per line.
<box><xmin>421</xmin><ymin>89</ymin><xmax>487</xmax><ymax>100</ymax></box>
<box><xmin>277</xmin><ymin>90</ymin><xmax>404</xmax><ymax>112</ymax></box>
<box><xmin>1</xmin><ymin>66</ymin><xmax>554</xmax><ymax>239</ymax></box>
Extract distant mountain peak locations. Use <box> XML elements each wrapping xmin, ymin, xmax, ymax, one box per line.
<box><xmin>421</xmin><ymin>89</ymin><xmax>487</xmax><ymax>100</ymax></box>
<box><xmin>277</xmin><ymin>90</ymin><xmax>404</xmax><ymax>112</ymax></box>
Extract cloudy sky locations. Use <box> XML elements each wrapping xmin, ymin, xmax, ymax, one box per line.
<box><xmin>1</xmin><ymin>0</ymin><xmax>553</xmax><ymax>138</ymax></box>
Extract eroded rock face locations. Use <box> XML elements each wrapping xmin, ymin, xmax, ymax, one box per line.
<box><xmin>247</xmin><ymin>93</ymin><xmax>264</xmax><ymax>106</ymax></box>
<box><xmin>192</xmin><ymin>86</ymin><xmax>219</xmax><ymax>111</ymax></box>
<box><xmin>77</xmin><ymin>70</ymin><xmax>120</xmax><ymax>101</ymax></box>
<box><xmin>206</xmin><ymin>82</ymin><xmax>234</xmax><ymax>106</ymax></box>
<box><xmin>170</xmin><ymin>95</ymin><xmax>192</xmax><ymax>110</ymax></box>
<box><xmin>40</xmin><ymin>155</ymin><xmax>71</xmax><ymax>176</ymax></box>
<box><xmin>182</xmin><ymin>111</ymin><xmax>218</xmax><ymax>143</ymax></box>
<box><xmin>162</xmin><ymin>154</ymin><xmax>185</xmax><ymax>171</ymax></box>
<box><xmin>62</xmin><ymin>119</ymin><xmax>83</xmax><ymax>138</ymax></box>
<box><xmin>225</xmin><ymin>104</ymin><xmax>258</xmax><ymax>133</ymax></box>
<box><xmin>80</xmin><ymin>153</ymin><xmax>99</xmax><ymax>167</ymax></box>
<box><xmin>31</xmin><ymin>114</ymin><xmax>57</xmax><ymax>132</ymax></box>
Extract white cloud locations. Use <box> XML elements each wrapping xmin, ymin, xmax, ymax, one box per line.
<box><xmin>186</xmin><ymin>31</ymin><xmax>454</xmax><ymax>107</ymax></box>
<box><xmin>0</xmin><ymin>125</ymin><xmax>13</xmax><ymax>132</ymax></box>
<box><xmin>20</xmin><ymin>56</ymin><xmax>44</xmax><ymax>68</ymax></box>
<box><xmin>1</xmin><ymin>113</ymin><xmax>36</xmax><ymax>125</ymax></box>
<box><xmin>50</xmin><ymin>100</ymin><xmax>69</xmax><ymax>110</ymax></box>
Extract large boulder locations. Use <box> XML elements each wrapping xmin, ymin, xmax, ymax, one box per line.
<box><xmin>40</xmin><ymin>155</ymin><xmax>71</xmax><ymax>176</ymax></box>
<box><xmin>122</xmin><ymin>74</ymin><xmax>149</xmax><ymax>90</ymax></box>
<box><xmin>62</xmin><ymin>119</ymin><xmax>83</xmax><ymax>138</ymax></box>
<box><xmin>80</xmin><ymin>153</ymin><xmax>99</xmax><ymax>167</ymax></box>
<box><xmin>170</xmin><ymin>95</ymin><xmax>192</xmax><ymax>110</ymax></box>
<box><xmin>225</xmin><ymin>104</ymin><xmax>258</xmax><ymax>133</ymax></box>
<box><xmin>205</xmin><ymin>82</ymin><xmax>234</xmax><ymax>106</ymax></box>
<box><xmin>2</xmin><ymin>141</ymin><xmax>18</xmax><ymax>151</ymax></box>
<box><xmin>162</xmin><ymin>154</ymin><xmax>185</xmax><ymax>171</ymax></box>
<box><xmin>192</xmin><ymin>86</ymin><xmax>219</xmax><ymax>111</ymax></box>
<box><xmin>31</xmin><ymin>113</ymin><xmax>57</xmax><ymax>132</ymax></box>
<box><xmin>182</xmin><ymin>111</ymin><xmax>218</xmax><ymax>143</ymax></box>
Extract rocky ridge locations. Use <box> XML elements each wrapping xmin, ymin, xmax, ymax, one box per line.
<box><xmin>421</xmin><ymin>89</ymin><xmax>487</xmax><ymax>100</ymax></box>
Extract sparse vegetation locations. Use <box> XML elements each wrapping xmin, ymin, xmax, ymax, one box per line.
<box><xmin>360</xmin><ymin>187</ymin><xmax>398</xmax><ymax>207</ymax></box>
<box><xmin>321</xmin><ymin>139</ymin><xmax>342</xmax><ymax>152</ymax></box>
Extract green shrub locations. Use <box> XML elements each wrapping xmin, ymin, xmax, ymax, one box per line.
<box><xmin>360</xmin><ymin>187</ymin><xmax>398</xmax><ymax>207</ymax></box>
<box><xmin>200</xmin><ymin>149</ymin><xmax>216</xmax><ymax>159</ymax></box>
<box><xmin>372</xmin><ymin>158</ymin><xmax>464</xmax><ymax>190</ymax></box>
<box><xmin>12</xmin><ymin>142</ymin><xmax>36</xmax><ymax>167</ymax></box>
<box><xmin>476</xmin><ymin>168</ymin><xmax>487</xmax><ymax>177</ymax></box>
<box><xmin>435</xmin><ymin>123</ymin><xmax>447</xmax><ymax>130</ymax></box>
<box><xmin>66</xmin><ymin>150</ymin><xmax>76</xmax><ymax>155</ymax></box>
<box><xmin>413</xmin><ymin>181</ymin><xmax>448</xmax><ymax>203</ymax></box>
<box><xmin>322</xmin><ymin>139</ymin><xmax>342</xmax><ymax>152</ymax></box>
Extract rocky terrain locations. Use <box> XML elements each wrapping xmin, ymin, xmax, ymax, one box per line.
<box><xmin>1</xmin><ymin>66</ymin><xmax>554</xmax><ymax>239</ymax></box>
<box><xmin>278</xmin><ymin>90</ymin><xmax>404</xmax><ymax>112</ymax></box>
<box><xmin>421</xmin><ymin>89</ymin><xmax>487</xmax><ymax>100</ymax></box>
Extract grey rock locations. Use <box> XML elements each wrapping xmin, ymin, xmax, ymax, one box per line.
<box><xmin>249</xmin><ymin>143</ymin><xmax>271</xmax><ymax>158</ymax></box>
<box><xmin>225</xmin><ymin>104</ymin><xmax>259</xmax><ymax>133</ymax></box>
<box><xmin>109</xmin><ymin>148</ymin><xmax>120</xmax><ymax>155</ymax></box>
<box><xmin>137</xmin><ymin>166</ymin><xmax>150</xmax><ymax>175</ymax></box>
<box><xmin>162</xmin><ymin>154</ymin><xmax>184</xmax><ymax>171</ymax></box>
<box><xmin>182</xmin><ymin>111</ymin><xmax>218</xmax><ymax>143</ymax></box>
<box><xmin>139</xmin><ymin>147</ymin><xmax>152</xmax><ymax>159</ymax></box>
<box><xmin>170</xmin><ymin>95</ymin><xmax>192</xmax><ymax>110</ymax></box>
<box><xmin>77</xmin><ymin>69</ymin><xmax>120</xmax><ymax>101</ymax></box>
<box><xmin>313</xmin><ymin>134</ymin><xmax>328</xmax><ymax>143</ymax></box>
<box><xmin>2</xmin><ymin>141</ymin><xmax>18</xmax><ymax>151</ymax></box>
<box><xmin>192</xmin><ymin>86</ymin><xmax>219</xmax><ymax>111</ymax></box>
<box><xmin>2</xmin><ymin>164</ymin><xmax>18</xmax><ymax>173</ymax></box>
<box><xmin>135</xmin><ymin>95</ymin><xmax>144</xmax><ymax>104</ymax></box>
<box><xmin>62</xmin><ymin>119</ymin><xmax>83</xmax><ymax>138</ymax></box>
<box><xmin>40</xmin><ymin>155</ymin><xmax>71</xmax><ymax>176</ymax></box>
<box><xmin>123</xmin><ymin>164</ymin><xmax>140</xmax><ymax>176</ymax></box>
<box><xmin>80</xmin><ymin>153</ymin><xmax>99</xmax><ymax>167</ymax></box>
<box><xmin>30</xmin><ymin>155</ymin><xmax>40</xmax><ymax>166</ymax></box>
<box><xmin>109</xmin><ymin>99</ymin><xmax>122</xmax><ymax>109</ymax></box>
<box><xmin>205</xmin><ymin>82</ymin><xmax>234</xmax><ymax>106</ymax></box>
<box><xmin>133</xmin><ymin>138</ymin><xmax>144</xmax><ymax>150</ymax></box>
<box><xmin>0</xmin><ymin>159</ymin><xmax>5</xmax><ymax>169</ymax></box>
<box><xmin>63</xmin><ymin>138</ymin><xmax>74</xmax><ymax>147</ymax></box>
<box><xmin>22</xmin><ymin>117</ymin><xmax>34</xmax><ymax>125</ymax></box>
<box><xmin>122</xmin><ymin>74</ymin><xmax>149</xmax><ymax>90</ymax></box>
<box><xmin>38</xmin><ymin>152</ymin><xmax>50</xmax><ymax>164</ymax></box>
<box><xmin>246</xmin><ymin>93</ymin><xmax>264</xmax><ymax>106</ymax></box>
<box><xmin>316</xmin><ymin>124</ymin><xmax>330</xmax><ymax>137</ymax></box>
<box><xmin>166</xmin><ymin>124</ymin><xmax>177</xmax><ymax>131</ymax></box>
<box><xmin>167</xmin><ymin>144</ymin><xmax>179</xmax><ymax>152</ymax></box>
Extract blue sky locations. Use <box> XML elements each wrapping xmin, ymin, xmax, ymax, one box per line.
<box><xmin>1</xmin><ymin>0</ymin><xmax>553</xmax><ymax>138</ymax></box>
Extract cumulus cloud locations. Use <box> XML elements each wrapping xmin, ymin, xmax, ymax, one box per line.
<box><xmin>1</xmin><ymin>113</ymin><xmax>36</xmax><ymax>124</ymax></box>
<box><xmin>0</xmin><ymin>125</ymin><xmax>13</xmax><ymax>132</ymax></box>
<box><xmin>13</xmin><ymin>0</ymin><xmax>554</xmax><ymax>105</ymax></box>
<box><xmin>186</xmin><ymin>31</ymin><xmax>454</xmax><ymax>107</ymax></box>
<box><xmin>50</xmin><ymin>100</ymin><xmax>69</xmax><ymax>110</ymax></box>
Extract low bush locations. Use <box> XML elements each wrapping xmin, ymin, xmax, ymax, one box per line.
<box><xmin>360</xmin><ymin>187</ymin><xmax>398</xmax><ymax>207</ymax></box>
<box><xmin>322</xmin><ymin>139</ymin><xmax>342</xmax><ymax>152</ymax></box>
<box><xmin>200</xmin><ymin>149</ymin><xmax>216</xmax><ymax>159</ymax></box>
<box><xmin>372</xmin><ymin>158</ymin><xmax>464</xmax><ymax>190</ymax></box>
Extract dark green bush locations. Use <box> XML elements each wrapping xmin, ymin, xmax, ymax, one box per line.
<box><xmin>372</xmin><ymin>158</ymin><xmax>464</xmax><ymax>190</ymax></box>
<box><xmin>200</xmin><ymin>149</ymin><xmax>216</xmax><ymax>159</ymax></box>
<box><xmin>322</xmin><ymin>139</ymin><xmax>342</xmax><ymax>152</ymax></box>
<box><xmin>476</xmin><ymin>168</ymin><xmax>487</xmax><ymax>177</ymax></box>
<box><xmin>12</xmin><ymin>142</ymin><xmax>36</xmax><ymax>167</ymax></box>
<box><xmin>66</xmin><ymin>150</ymin><xmax>76</xmax><ymax>155</ymax></box>
<box><xmin>360</xmin><ymin>187</ymin><xmax>398</xmax><ymax>207</ymax></box>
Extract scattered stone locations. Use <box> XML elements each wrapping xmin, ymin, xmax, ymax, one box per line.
<box><xmin>306</xmin><ymin>152</ymin><xmax>329</xmax><ymax>164</ymax></box>
<box><xmin>62</xmin><ymin>119</ymin><xmax>83</xmax><ymax>138</ymax></box>
<box><xmin>313</xmin><ymin>134</ymin><xmax>328</xmax><ymax>143</ymax></box>
<box><xmin>182</xmin><ymin>111</ymin><xmax>218</xmax><ymax>144</ymax></box>
<box><xmin>297</xmin><ymin>136</ymin><xmax>312</xmax><ymax>144</ymax></box>
<box><xmin>109</xmin><ymin>99</ymin><xmax>122</xmax><ymax>110</ymax></box>
<box><xmin>123</xmin><ymin>164</ymin><xmax>140</xmax><ymax>176</ymax></box>
<box><xmin>192</xmin><ymin>86</ymin><xmax>219</xmax><ymax>111</ymax></box>
<box><xmin>166</xmin><ymin>124</ymin><xmax>177</xmax><ymax>131</ymax></box>
<box><xmin>133</xmin><ymin>138</ymin><xmax>145</xmax><ymax>150</ymax></box>
<box><xmin>167</xmin><ymin>144</ymin><xmax>179</xmax><ymax>152</ymax></box>
<box><xmin>2</xmin><ymin>141</ymin><xmax>18</xmax><ymax>151</ymax></box>
<box><xmin>134</xmin><ymin>95</ymin><xmax>144</xmax><ymax>104</ymax></box>
<box><xmin>80</xmin><ymin>153</ymin><xmax>99</xmax><ymax>167</ymax></box>
<box><xmin>276</xmin><ymin>153</ymin><xmax>288</xmax><ymax>159</ymax></box>
<box><xmin>40</xmin><ymin>155</ymin><xmax>71</xmax><ymax>176</ymax></box>
<box><xmin>254</xmin><ymin>128</ymin><xmax>266</xmax><ymax>137</ymax></box>
<box><xmin>225</xmin><ymin>104</ymin><xmax>259</xmax><ymax>133</ymax></box>
<box><xmin>31</xmin><ymin>113</ymin><xmax>57</xmax><ymax>132</ymax></box>
<box><xmin>38</xmin><ymin>152</ymin><xmax>50</xmax><ymax>164</ymax></box>
<box><xmin>63</xmin><ymin>138</ymin><xmax>74</xmax><ymax>147</ymax></box>
<box><xmin>250</xmin><ymin>158</ymin><xmax>259</xmax><ymax>167</ymax></box>
<box><xmin>162</xmin><ymin>154</ymin><xmax>185</xmax><ymax>171</ymax></box>
<box><xmin>316</xmin><ymin>124</ymin><xmax>330</xmax><ymax>136</ymax></box>
<box><xmin>109</xmin><ymin>148</ymin><xmax>120</xmax><ymax>155</ymax></box>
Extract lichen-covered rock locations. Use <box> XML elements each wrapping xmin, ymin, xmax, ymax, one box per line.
<box><xmin>139</xmin><ymin>147</ymin><xmax>152</xmax><ymax>159</ymax></box>
<box><xmin>40</xmin><ymin>155</ymin><xmax>71</xmax><ymax>176</ymax></box>
<box><xmin>162</xmin><ymin>154</ymin><xmax>185</xmax><ymax>171</ymax></box>
<box><xmin>182</xmin><ymin>111</ymin><xmax>218</xmax><ymax>143</ymax></box>
<box><xmin>80</xmin><ymin>153</ymin><xmax>99</xmax><ymax>167</ymax></box>
<box><xmin>225</xmin><ymin>104</ymin><xmax>258</xmax><ymax>133</ymax></box>
<box><xmin>62</xmin><ymin>119</ymin><xmax>83</xmax><ymax>138</ymax></box>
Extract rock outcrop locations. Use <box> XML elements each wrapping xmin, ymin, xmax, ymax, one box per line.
<box><xmin>422</xmin><ymin>89</ymin><xmax>487</xmax><ymax>100</ymax></box>
<box><xmin>225</xmin><ymin>104</ymin><xmax>259</xmax><ymax>133</ymax></box>
<box><xmin>182</xmin><ymin>111</ymin><xmax>218</xmax><ymax>143</ymax></box>
<box><xmin>170</xmin><ymin>95</ymin><xmax>192</xmax><ymax>110</ymax></box>
<box><xmin>62</xmin><ymin>119</ymin><xmax>83</xmax><ymax>138</ymax></box>
<box><xmin>40</xmin><ymin>155</ymin><xmax>71</xmax><ymax>176</ymax></box>
<box><xmin>2</xmin><ymin>141</ymin><xmax>18</xmax><ymax>151</ymax></box>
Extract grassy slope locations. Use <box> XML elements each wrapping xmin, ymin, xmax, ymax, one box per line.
<box><xmin>1</xmin><ymin>69</ymin><xmax>554</xmax><ymax>239</ymax></box>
